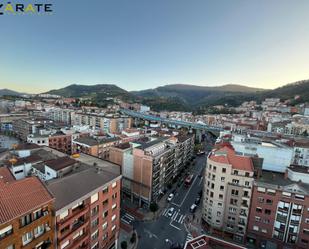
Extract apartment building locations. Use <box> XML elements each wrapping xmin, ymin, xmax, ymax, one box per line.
<box><xmin>0</xmin><ymin>167</ymin><xmax>55</xmax><ymax>249</ymax></box>
<box><xmin>13</xmin><ymin>117</ymin><xmax>54</xmax><ymax>141</ymax></box>
<box><xmin>247</xmin><ymin>169</ymin><xmax>309</xmax><ymax>249</ymax></box>
<box><xmin>46</xmin><ymin>166</ymin><xmax>121</xmax><ymax>249</ymax></box>
<box><xmin>72</xmin><ymin>136</ymin><xmax>121</xmax><ymax>160</ymax></box>
<box><xmin>48</xmin><ymin>131</ymin><xmax>73</xmax><ymax>155</ymax></box>
<box><xmin>292</xmin><ymin>141</ymin><xmax>309</xmax><ymax>167</ymax></box>
<box><xmin>202</xmin><ymin>145</ymin><xmax>254</xmax><ymax>242</ymax></box>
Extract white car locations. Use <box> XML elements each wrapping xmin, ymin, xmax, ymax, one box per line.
<box><xmin>167</xmin><ymin>207</ymin><xmax>175</xmax><ymax>217</ymax></box>
<box><xmin>167</xmin><ymin>193</ymin><xmax>174</xmax><ymax>202</ymax></box>
<box><xmin>190</xmin><ymin>204</ymin><xmax>197</xmax><ymax>213</ymax></box>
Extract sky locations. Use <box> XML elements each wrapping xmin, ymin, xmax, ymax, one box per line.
<box><xmin>1</xmin><ymin>0</ymin><xmax>309</xmax><ymax>93</ymax></box>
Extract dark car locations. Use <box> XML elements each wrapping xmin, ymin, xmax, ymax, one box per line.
<box><xmin>195</xmin><ymin>197</ymin><xmax>201</xmax><ymax>205</ymax></box>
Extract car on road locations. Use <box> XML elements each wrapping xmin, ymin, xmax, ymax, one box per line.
<box><xmin>167</xmin><ymin>193</ymin><xmax>174</xmax><ymax>202</ymax></box>
<box><xmin>195</xmin><ymin>197</ymin><xmax>201</xmax><ymax>205</ymax></box>
<box><xmin>167</xmin><ymin>207</ymin><xmax>175</xmax><ymax>217</ymax></box>
<box><xmin>190</xmin><ymin>204</ymin><xmax>197</xmax><ymax>213</ymax></box>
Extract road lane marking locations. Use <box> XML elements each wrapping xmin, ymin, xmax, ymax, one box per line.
<box><xmin>178</xmin><ymin>214</ymin><xmax>183</xmax><ymax>223</ymax></box>
<box><xmin>169</xmin><ymin>220</ymin><xmax>181</xmax><ymax>231</ymax></box>
<box><xmin>181</xmin><ymin>215</ymin><xmax>186</xmax><ymax>223</ymax></box>
<box><xmin>179</xmin><ymin>176</ymin><xmax>197</xmax><ymax>207</ymax></box>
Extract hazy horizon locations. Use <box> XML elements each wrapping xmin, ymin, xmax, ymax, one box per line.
<box><xmin>1</xmin><ymin>0</ymin><xmax>309</xmax><ymax>93</ymax></box>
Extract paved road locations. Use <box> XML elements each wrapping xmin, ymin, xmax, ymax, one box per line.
<box><xmin>134</xmin><ymin>152</ymin><xmax>208</xmax><ymax>249</ymax></box>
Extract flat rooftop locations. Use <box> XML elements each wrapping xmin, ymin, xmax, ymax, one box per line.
<box><xmin>46</xmin><ymin>167</ymin><xmax>120</xmax><ymax>211</ymax></box>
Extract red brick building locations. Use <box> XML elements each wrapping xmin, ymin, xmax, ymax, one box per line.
<box><xmin>0</xmin><ymin>167</ymin><xmax>55</xmax><ymax>249</ymax></box>
<box><xmin>247</xmin><ymin>170</ymin><xmax>309</xmax><ymax>249</ymax></box>
<box><xmin>48</xmin><ymin>131</ymin><xmax>73</xmax><ymax>155</ymax></box>
<box><xmin>46</xmin><ymin>165</ymin><xmax>121</xmax><ymax>249</ymax></box>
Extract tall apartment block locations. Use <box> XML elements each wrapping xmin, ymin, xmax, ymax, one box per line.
<box><xmin>247</xmin><ymin>168</ymin><xmax>309</xmax><ymax>249</ymax></box>
<box><xmin>0</xmin><ymin>167</ymin><xmax>55</xmax><ymax>249</ymax></box>
<box><xmin>109</xmin><ymin>135</ymin><xmax>194</xmax><ymax>207</ymax></box>
<box><xmin>202</xmin><ymin>145</ymin><xmax>254</xmax><ymax>242</ymax></box>
<box><xmin>46</xmin><ymin>166</ymin><xmax>121</xmax><ymax>249</ymax></box>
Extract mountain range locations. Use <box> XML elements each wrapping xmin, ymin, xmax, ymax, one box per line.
<box><xmin>1</xmin><ymin>79</ymin><xmax>309</xmax><ymax>111</ymax></box>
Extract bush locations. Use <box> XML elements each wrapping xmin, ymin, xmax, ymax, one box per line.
<box><xmin>121</xmin><ymin>241</ymin><xmax>127</xmax><ymax>249</ymax></box>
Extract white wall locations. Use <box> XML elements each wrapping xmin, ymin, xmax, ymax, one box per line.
<box><xmin>10</xmin><ymin>163</ymin><xmax>32</xmax><ymax>180</ymax></box>
<box><xmin>232</xmin><ymin>142</ymin><xmax>293</xmax><ymax>173</ymax></box>
<box><xmin>44</xmin><ymin>166</ymin><xmax>57</xmax><ymax>180</ymax></box>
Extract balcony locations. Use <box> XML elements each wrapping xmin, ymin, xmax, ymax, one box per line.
<box><xmin>20</xmin><ymin>210</ymin><xmax>49</xmax><ymax>228</ymax></box>
<box><xmin>276</xmin><ymin>214</ymin><xmax>287</xmax><ymax>223</ymax></box>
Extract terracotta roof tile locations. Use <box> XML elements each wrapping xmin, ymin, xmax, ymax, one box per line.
<box><xmin>0</xmin><ymin>176</ymin><xmax>54</xmax><ymax>224</ymax></box>
<box><xmin>209</xmin><ymin>146</ymin><xmax>254</xmax><ymax>172</ymax></box>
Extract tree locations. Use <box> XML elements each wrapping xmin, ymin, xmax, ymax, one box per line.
<box><xmin>130</xmin><ymin>232</ymin><xmax>136</xmax><ymax>244</ymax></box>
<box><xmin>121</xmin><ymin>241</ymin><xmax>127</xmax><ymax>249</ymax></box>
<box><xmin>149</xmin><ymin>202</ymin><xmax>159</xmax><ymax>218</ymax></box>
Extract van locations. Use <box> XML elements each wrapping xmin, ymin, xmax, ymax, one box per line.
<box><xmin>190</xmin><ymin>204</ymin><xmax>197</xmax><ymax>213</ymax></box>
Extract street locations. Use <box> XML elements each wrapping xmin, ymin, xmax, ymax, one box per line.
<box><xmin>133</xmin><ymin>151</ymin><xmax>208</xmax><ymax>249</ymax></box>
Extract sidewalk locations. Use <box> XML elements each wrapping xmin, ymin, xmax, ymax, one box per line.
<box><xmin>118</xmin><ymin>229</ymin><xmax>138</xmax><ymax>249</ymax></box>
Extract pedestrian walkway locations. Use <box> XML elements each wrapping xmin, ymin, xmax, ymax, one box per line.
<box><xmin>186</xmin><ymin>232</ymin><xmax>194</xmax><ymax>242</ymax></box>
<box><xmin>161</xmin><ymin>208</ymin><xmax>186</xmax><ymax>224</ymax></box>
<box><xmin>121</xmin><ymin>212</ymin><xmax>135</xmax><ymax>225</ymax></box>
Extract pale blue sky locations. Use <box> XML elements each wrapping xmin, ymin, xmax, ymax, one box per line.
<box><xmin>1</xmin><ymin>0</ymin><xmax>309</xmax><ymax>93</ymax></box>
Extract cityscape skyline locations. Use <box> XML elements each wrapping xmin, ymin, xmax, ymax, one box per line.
<box><xmin>1</xmin><ymin>0</ymin><xmax>309</xmax><ymax>93</ymax></box>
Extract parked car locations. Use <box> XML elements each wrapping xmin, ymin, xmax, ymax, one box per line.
<box><xmin>190</xmin><ymin>204</ymin><xmax>197</xmax><ymax>213</ymax></box>
<box><xmin>167</xmin><ymin>207</ymin><xmax>175</xmax><ymax>217</ymax></box>
<box><xmin>167</xmin><ymin>193</ymin><xmax>174</xmax><ymax>202</ymax></box>
<box><xmin>195</xmin><ymin>197</ymin><xmax>201</xmax><ymax>205</ymax></box>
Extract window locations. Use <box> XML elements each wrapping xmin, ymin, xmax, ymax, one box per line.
<box><xmin>59</xmin><ymin>210</ymin><xmax>68</xmax><ymax>220</ymax></box>
<box><xmin>211</xmin><ymin>183</ymin><xmax>215</xmax><ymax>189</ymax></box>
<box><xmin>103</xmin><ymin>186</ymin><xmax>108</xmax><ymax>194</ymax></box>
<box><xmin>261</xmin><ymin>229</ymin><xmax>267</xmax><ymax>233</ymax></box>
<box><xmin>230</xmin><ymin>198</ymin><xmax>238</xmax><ymax>205</ymax></box>
<box><xmin>220</xmin><ymin>185</ymin><xmax>224</xmax><ymax>191</ymax></box>
<box><xmin>258</xmin><ymin>197</ymin><xmax>264</xmax><ymax>203</ymax></box>
<box><xmin>255</xmin><ymin>216</ymin><xmax>261</xmax><ymax>222</ymax></box>
<box><xmin>0</xmin><ymin>225</ymin><xmax>13</xmax><ymax>240</ymax></box>
<box><xmin>22</xmin><ymin>231</ymin><xmax>33</xmax><ymax>246</ymax></box>
<box><xmin>73</xmin><ymin>230</ymin><xmax>83</xmax><ymax>240</ymax></box>
<box><xmin>256</xmin><ymin>207</ymin><xmax>262</xmax><ymax>213</ymax></box>
<box><xmin>112</xmin><ymin>193</ymin><xmax>117</xmax><ymax>199</ymax></box>
<box><xmin>112</xmin><ymin>203</ymin><xmax>117</xmax><ymax>210</ymax></box>
<box><xmin>92</xmin><ymin>218</ymin><xmax>99</xmax><ymax>228</ymax></box>
<box><xmin>218</xmin><ymin>202</ymin><xmax>223</xmax><ymax>207</ymax></box>
<box><xmin>245</xmin><ymin>181</ymin><xmax>250</xmax><ymax>187</ymax></box>
<box><xmin>245</xmin><ymin>172</ymin><xmax>250</xmax><ymax>177</ymax></box>
<box><xmin>213</xmin><ymin>166</ymin><xmax>216</xmax><ymax>172</ymax></box>
<box><xmin>210</xmin><ymin>192</ymin><xmax>214</xmax><ymax>198</ymax></box>
<box><xmin>34</xmin><ymin>224</ymin><xmax>44</xmax><ymax>237</ymax></box>
<box><xmin>33</xmin><ymin>208</ymin><xmax>43</xmax><ymax>220</ymax></box>
<box><xmin>112</xmin><ymin>214</ymin><xmax>116</xmax><ymax>222</ymax></box>
<box><xmin>6</xmin><ymin>245</ymin><xmax>14</xmax><ymax>249</ymax></box>
<box><xmin>103</xmin><ymin>199</ymin><xmax>109</xmax><ymax>206</ymax></box>
<box><xmin>61</xmin><ymin>240</ymin><xmax>69</xmax><ymax>249</ymax></box>
<box><xmin>91</xmin><ymin>193</ymin><xmax>99</xmax><ymax>204</ymax></box>
<box><xmin>231</xmin><ymin>189</ymin><xmax>239</xmax><ymax>196</ymax></box>
<box><xmin>219</xmin><ymin>194</ymin><xmax>223</xmax><ymax>199</ymax></box>
<box><xmin>103</xmin><ymin>210</ymin><xmax>108</xmax><ymax>218</ymax></box>
<box><xmin>91</xmin><ymin>230</ymin><xmax>99</xmax><ymax>241</ymax></box>
<box><xmin>265</xmin><ymin>209</ymin><xmax>271</xmax><ymax>215</ymax></box>
<box><xmin>102</xmin><ymin>221</ymin><xmax>108</xmax><ymax>230</ymax></box>
<box><xmin>221</xmin><ymin>177</ymin><xmax>225</xmax><ymax>182</ymax></box>
<box><xmin>222</xmin><ymin>168</ymin><xmax>226</xmax><ymax>173</ymax></box>
<box><xmin>266</xmin><ymin>199</ymin><xmax>273</xmax><ymax>205</ymax></box>
<box><xmin>217</xmin><ymin>211</ymin><xmax>221</xmax><ymax>216</ymax></box>
<box><xmin>111</xmin><ymin>225</ymin><xmax>116</xmax><ymax>232</ymax></box>
<box><xmin>234</xmin><ymin>170</ymin><xmax>239</xmax><ymax>175</ymax></box>
<box><xmin>112</xmin><ymin>182</ymin><xmax>117</xmax><ymax>188</ymax></box>
<box><xmin>295</xmin><ymin>194</ymin><xmax>305</xmax><ymax>200</ymax></box>
<box><xmin>91</xmin><ymin>206</ymin><xmax>99</xmax><ymax>216</ymax></box>
<box><xmin>20</xmin><ymin>213</ymin><xmax>32</xmax><ymax>227</ymax></box>
<box><xmin>102</xmin><ymin>232</ymin><xmax>108</xmax><ymax>241</ymax></box>
<box><xmin>282</xmin><ymin>191</ymin><xmax>291</xmax><ymax>197</ymax></box>
<box><xmin>253</xmin><ymin>225</ymin><xmax>259</xmax><ymax>231</ymax></box>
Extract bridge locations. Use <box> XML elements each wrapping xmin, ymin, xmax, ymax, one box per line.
<box><xmin>120</xmin><ymin>109</ymin><xmax>223</xmax><ymax>135</ymax></box>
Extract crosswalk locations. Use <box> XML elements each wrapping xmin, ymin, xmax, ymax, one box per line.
<box><xmin>186</xmin><ymin>233</ymin><xmax>193</xmax><ymax>242</ymax></box>
<box><xmin>161</xmin><ymin>208</ymin><xmax>186</xmax><ymax>224</ymax></box>
<box><xmin>121</xmin><ymin>212</ymin><xmax>135</xmax><ymax>225</ymax></box>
